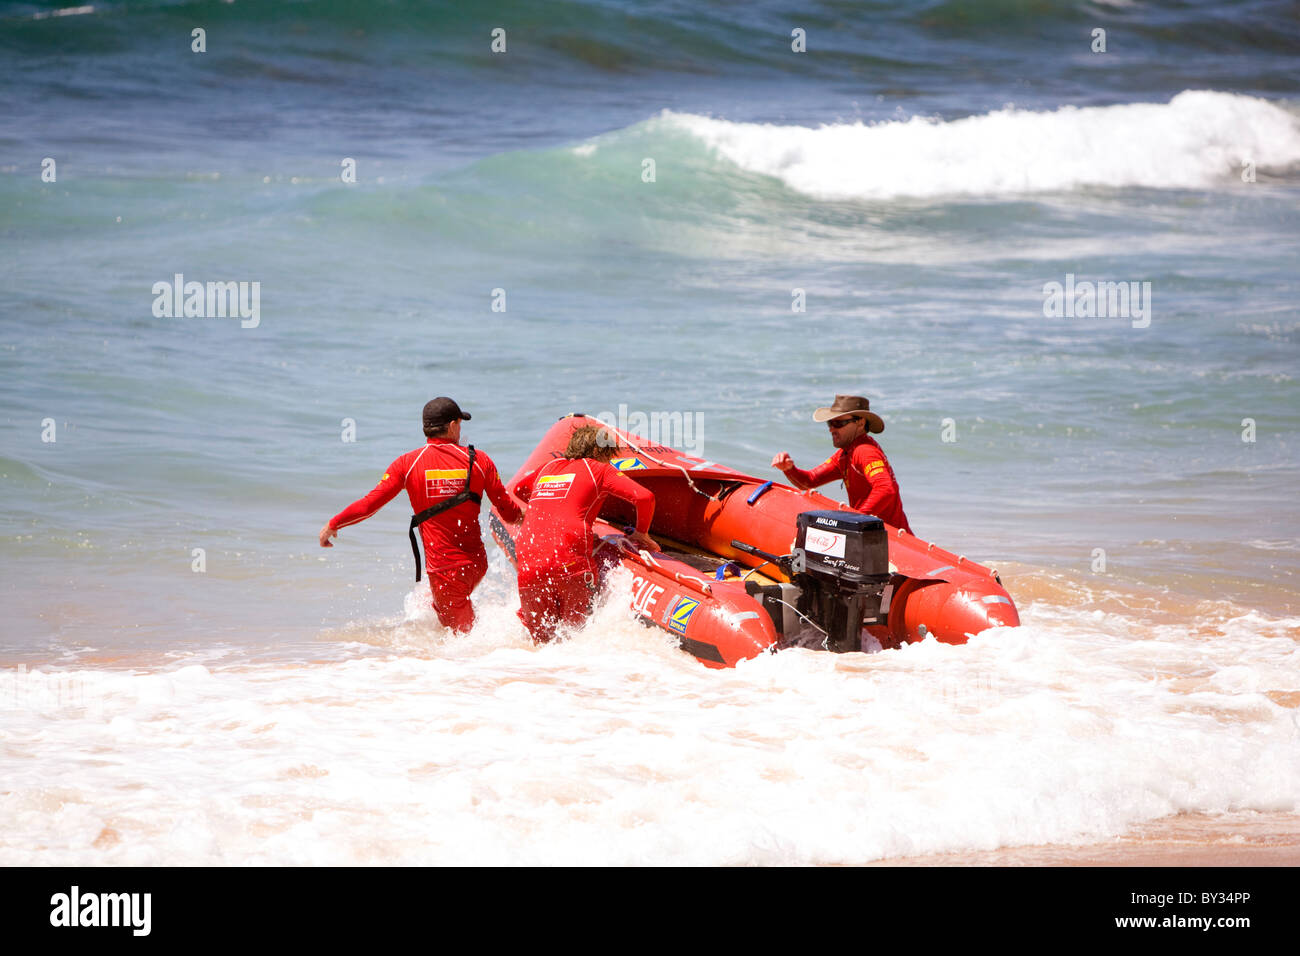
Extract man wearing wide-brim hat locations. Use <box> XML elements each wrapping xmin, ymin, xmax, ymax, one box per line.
<box><xmin>771</xmin><ymin>394</ymin><xmax>912</xmax><ymax>533</ymax></box>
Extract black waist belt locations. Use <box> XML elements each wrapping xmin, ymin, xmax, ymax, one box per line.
<box><xmin>408</xmin><ymin>445</ymin><xmax>481</xmax><ymax>582</ymax></box>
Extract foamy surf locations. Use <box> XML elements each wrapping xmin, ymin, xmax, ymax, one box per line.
<box><xmin>3</xmin><ymin>572</ymin><xmax>1297</xmax><ymax>866</ymax></box>
<box><xmin>653</xmin><ymin>91</ymin><xmax>1300</xmax><ymax>199</ymax></box>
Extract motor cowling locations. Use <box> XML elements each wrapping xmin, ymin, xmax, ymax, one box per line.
<box><xmin>792</xmin><ymin>510</ymin><xmax>892</xmax><ymax>652</ymax></box>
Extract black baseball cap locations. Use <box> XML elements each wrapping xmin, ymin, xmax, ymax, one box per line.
<box><xmin>423</xmin><ymin>397</ymin><xmax>471</xmax><ymax>429</ymax></box>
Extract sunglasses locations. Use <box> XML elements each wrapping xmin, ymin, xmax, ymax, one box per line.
<box><xmin>827</xmin><ymin>417</ymin><xmax>859</xmax><ymax>429</ymax></box>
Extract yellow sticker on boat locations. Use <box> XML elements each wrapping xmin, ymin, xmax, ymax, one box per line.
<box><xmin>612</xmin><ymin>457</ymin><xmax>646</xmax><ymax>471</ymax></box>
<box><xmin>668</xmin><ymin>597</ymin><xmax>699</xmax><ymax>635</ymax></box>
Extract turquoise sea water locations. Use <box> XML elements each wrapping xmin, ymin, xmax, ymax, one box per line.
<box><xmin>5</xmin><ymin>2</ymin><xmax>1298</xmax><ymax>658</ymax></box>
<box><xmin>0</xmin><ymin>0</ymin><xmax>1298</xmax><ymax>866</ymax></box>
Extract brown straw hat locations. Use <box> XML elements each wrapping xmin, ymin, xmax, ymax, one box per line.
<box><xmin>812</xmin><ymin>394</ymin><xmax>885</xmax><ymax>433</ymax></box>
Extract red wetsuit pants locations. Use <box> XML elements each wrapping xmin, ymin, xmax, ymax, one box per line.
<box><xmin>516</xmin><ymin>568</ymin><xmax>597</xmax><ymax>644</ymax></box>
<box><xmin>512</xmin><ymin>456</ymin><xmax>653</xmax><ymax>644</ymax></box>
<box><xmin>428</xmin><ymin>552</ymin><xmax>488</xmax><ymax>633</ymax></box>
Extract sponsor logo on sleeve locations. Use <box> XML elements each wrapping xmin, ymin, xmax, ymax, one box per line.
<box><xmin>611</xmin><ymin>457</ymin><xmax>646</xmax><ymax>471</ymax></box>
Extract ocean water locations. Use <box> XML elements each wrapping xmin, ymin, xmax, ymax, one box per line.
<box><xmin>1</xmin><ymin>0</ymin><xmax>1298</xmax><ymax>865</ymax></box>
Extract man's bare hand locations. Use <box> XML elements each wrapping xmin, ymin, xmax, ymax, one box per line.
<box><xmin>319</xmin><ymin>523</ymin><xmax>337</xmax><ymax>548</ymax></box>
<box><xmin>771</xmin><ymin>451</ymin><xmax>794</xmax><ymax>471</ymax></box>
<box><xmin>629</xmin><ymin>530</ymin><xmax>660</xmax><ymax>552</ymax></box>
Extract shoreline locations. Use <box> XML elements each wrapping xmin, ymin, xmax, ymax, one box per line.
<box><xmin>867</xmin><ymin>811</ymin><xmax>1300</xmax><ymax>866</ymax></box>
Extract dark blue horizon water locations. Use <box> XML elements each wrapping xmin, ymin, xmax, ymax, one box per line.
<box><xmin>5</xmin><ymin>0</ymin><xmax>1300</xmax><ymax>168</ymax></box>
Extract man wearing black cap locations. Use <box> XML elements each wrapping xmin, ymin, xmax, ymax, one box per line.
<box><xmin>319</xmin><ymin>397</ymin><xmax>523</xmax><ymax>633</ymax></box>
<box><xmin>771</xmin><ymin>394</ymin><xmax>912</xmax><ymax>534</ymax></box>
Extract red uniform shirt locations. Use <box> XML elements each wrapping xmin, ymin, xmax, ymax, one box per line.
<box><xmin>330</xmin><ymin>438</ymin><xmax>522</xmax><ymax>570</ymax></box>
<box><xmin>513</xmin><ymin>457</ymin><xmax>654</xmax><ymax>580</ymax></box>
<box><xmin>781</xmin><ymin>434</ymin><xmax>912</xmax><ymax>533</ymax></box>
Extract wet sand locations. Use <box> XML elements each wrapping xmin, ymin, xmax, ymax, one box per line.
<box><xmin>870</xmin><ymin>811</ymin><xmax>1300</xmax><ymax>866</ymax></box>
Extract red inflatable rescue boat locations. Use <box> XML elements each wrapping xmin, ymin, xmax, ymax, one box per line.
<box><xmin>491</xmin><ymin>416</ymin><xmax>1019</xmax><ymax>668</ymax></box>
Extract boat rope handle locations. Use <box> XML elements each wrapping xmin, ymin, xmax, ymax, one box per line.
<box><xmin>631</xmin><ymin>546</ymin><xmax>713</xmax><ymax>595</ymax></box>
<box><xmin>612</xmin><ymin>430</ymin><xmax>725</xmax><ymax>502</ymax></box>
<box><xmin>607</xmin><ymin>535</ymin><xmax>715</xmax><ymax>596</ymax></box>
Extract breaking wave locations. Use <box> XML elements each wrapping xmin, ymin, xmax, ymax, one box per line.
<box><xmin>650</xmin><ymin>91</ymin><xmax>1300</xmax><ymax>199</ymax></box>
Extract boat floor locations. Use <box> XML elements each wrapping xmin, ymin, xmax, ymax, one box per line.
<box><xmin>638</xmin><ymin>534</ymin><xmax>782</xmax><ymax>588</ymax></box>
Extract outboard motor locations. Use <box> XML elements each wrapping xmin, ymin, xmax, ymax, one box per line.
<box><xmin>791</xmin><ymin>510</ymin><xmax>891</xmax><ymax>652</ymax></box>
<box><xmin>733</xmin><ymin>510</ymin><xmax>891</xmax><ymax>653</ymax></box>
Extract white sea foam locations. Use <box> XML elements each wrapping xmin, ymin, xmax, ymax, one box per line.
<box><xmin>1244</xmin><ymin>539</ymin><xmax>1300</xmax><ymax>552</ymax></box>
<box><xmin>659</xmin><ymin>91</ymin><xmax>1300</xmax><ymax>199</ymax></box>
<box><xmin>2</xmin><ymin>586</ymin><xmax>1297</xmax><ymax>866</ymax></box>
<box><xmin>29</xmin><ymin>5</ymin><xmax>95</xmax><ymax>20</ymax></box>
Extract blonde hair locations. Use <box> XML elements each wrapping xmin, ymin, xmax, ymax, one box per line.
<box><xmin>564</xmin><ymin>424</ymin><xmax>618</xmax><ymax>461</ymax></box>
